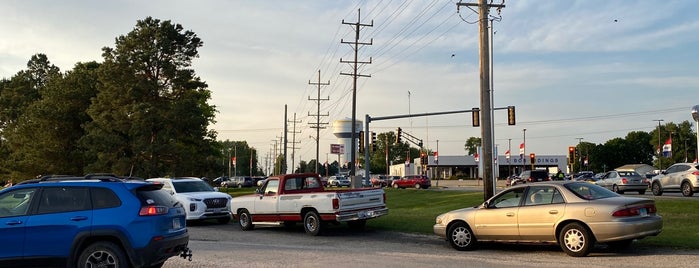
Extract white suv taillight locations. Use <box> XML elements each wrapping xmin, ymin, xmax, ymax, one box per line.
<box><xmin>139</xmin><ymin>205</ymin><xmax>169</xmax><ymax>216</ymax></box>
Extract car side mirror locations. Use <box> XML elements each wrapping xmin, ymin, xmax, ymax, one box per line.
<box><xmin>213</xmin><ymin>187</ymin><xmax>220</xmax><ymax>192</ymax></box>
<box><xmin>255</xmin><ymin>188</ymin><xmax>262</xmax><ymax>194</ymax></box>
<box><xmin>482</xmin><ymin>201</ymin><xmax>489</xmax><ymax>208</ymax></box>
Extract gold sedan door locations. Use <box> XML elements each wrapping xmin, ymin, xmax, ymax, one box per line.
<box><xmin>517</xmin><ymin>186</ymin><xmax>566</xmax><ymax>241</ymax></box>
<box><xmin>473</xmin><ymin>187</ymin><xmax>524</xmax><ymax>240</ymax></box>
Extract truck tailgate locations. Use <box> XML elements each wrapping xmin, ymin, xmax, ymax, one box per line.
<box><xmin>336</xmin><ymin>189</ymin><xmax>386</xmax><ymax>211</ymax></box>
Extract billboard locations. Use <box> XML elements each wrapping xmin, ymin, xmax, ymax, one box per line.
<box><xmin>330</xmin><ymin>144</ymin><xmax>344</xmax><ymax>154</ymax></box>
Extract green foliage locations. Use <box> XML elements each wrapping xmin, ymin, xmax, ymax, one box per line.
<box><xmin>80</xmin><ymin>17</ymin><xmax>216</xmax><ymax>178</ymax></box>
<box><xmin>464</xmin><ymin>137</ymin><xmax>481</xmax><ymax>155</ymax></box>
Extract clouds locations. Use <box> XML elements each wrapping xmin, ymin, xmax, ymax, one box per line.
<box><xmin>1</xmin><ymin>0</ymin><xmax>697</xmax><ymax>169</ymax></box>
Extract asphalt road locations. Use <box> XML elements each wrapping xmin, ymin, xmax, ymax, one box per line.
<box><xmin>162</xmin><ymin>180</ymin><xmax>698</xmax><ymax>268</ymax></box>
<box><xmin>163</xmin><ymin>220</ymin><xmax>699</xmax><ymax>268</ymax></box>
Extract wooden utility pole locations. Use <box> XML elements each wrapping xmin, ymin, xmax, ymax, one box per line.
<box><xmin>457</xmin><ymin>0</ymin><xmax>505</xmax><ymax>200</ymax></box>
<box><xmin>288</xmin><ymin>113</ymin><xmax>302</xmax><ymax>173</ymax></box>
<box><xmin>308</xmin><ymin>70</ymin><xmax>330</xmax><ymax>174</ymax></box>
<box><xmin>340</xmin><ymin>9</ymin><xmax>372</xmax><ymax>188</ymax></box>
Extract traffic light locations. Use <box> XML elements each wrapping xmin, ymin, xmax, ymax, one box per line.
<box><xmin>358</xmin><ymin>131</ymin><xmax>364</xmax><ymax>153</ymax></box>
<box><xmin>471</xmin><ymin>108</ymin><xmax>480</xmax><ymax>127</ymax></box>
<box><xmin>396</xmin><ymin>127</ymin><xmax>402</xmax><ymax>144</ymax></box>
<box><xmin>507</xmin><ymin>106</ymin><xmax>516</xmax><ymax>125</ymax></box>
<box><xmin>371</xmin><ymin>132</ymin><xmax>377</xmax><ymax>152</ymax></box>
<box><xmin>568</xmin><ymin>146</ymin><xmax>575</xmax><ymax>163</ymax></box>
<box><xmin>529</xmin><ymin>153</ymin><xmax>536</xmax><ymax>163</ymax></box>
<box><xmin>420</xmin><ymin>152</ymin><xmax>427</xmax><ymax>165</ymax></box>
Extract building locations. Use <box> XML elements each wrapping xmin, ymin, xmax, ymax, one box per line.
<box><xmin>390</xmin><ymin>154</ymin><xmax>568</xmax><ymax>179</ymax></box>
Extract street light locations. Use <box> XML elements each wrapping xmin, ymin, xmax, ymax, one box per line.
<box><xmin>692</xmin><ymin>105</ymin><xmax>699</xmax><ymax>163</ymax></box>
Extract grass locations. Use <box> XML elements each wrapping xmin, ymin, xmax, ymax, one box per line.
<box><xmin>222</xmin><ymin>186</ymin><xmax>699</xmax><ymax>249</ymax></box>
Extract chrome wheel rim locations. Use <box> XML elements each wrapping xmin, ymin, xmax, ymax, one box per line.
<box><xmin>85</xmin><ymin>250</ymin><xmax>117</xmax><ymax>268</ymax></box>
<box><xmin>451</xmin><ymin>226</ymin><xmax>472</xmax><ymax>248</ymax></box>
<box><xmin>563</xmin><ymin>229</ymin><xmax>585</xmax><ymax>252</ymax></box>
<box><xmin>305</xmin><ymin>215</ymin><xmax>318</xmax><ymax>232</ymax></box>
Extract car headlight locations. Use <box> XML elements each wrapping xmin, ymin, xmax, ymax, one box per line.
<box><xmin>435</xmin><ymin>214</ymin><xmax>445</xmax><ymax>224</ymax></box>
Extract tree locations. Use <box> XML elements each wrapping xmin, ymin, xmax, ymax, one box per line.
<box><xmin>7</xmin><ymin>62</ymin><xmax>100</xmax><ymax>178</ymax></box>
<box><xmin>0</xmin><ymin>54</ymin><xmax>61</xmax><ymax>179</ymax></box>
<box><xmin>464</xmin><ymin>137</ymin><xmax>481</xmax><ymax>155</ymax></box>
<box><xmin>80</xmin><ymin>17</ymin><xmax>216</xmax><ymax>178</ymax></box>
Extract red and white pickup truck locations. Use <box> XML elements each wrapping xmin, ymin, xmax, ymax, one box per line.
<box><xmin>231</xmin><ymin>173</ymin><xmax>388</xmax><ymax>235</ymax></box>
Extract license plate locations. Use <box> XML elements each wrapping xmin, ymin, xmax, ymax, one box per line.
<box><xmin>173</xmin><ymin>218</ymin><xmax>182</xmax><ymax>229</ymax></box>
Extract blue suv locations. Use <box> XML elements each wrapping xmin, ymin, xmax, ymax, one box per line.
<box><xmin>0</xmin><ymin>174</ymin><xmax>192</xmax><ymax>268</ymax></box>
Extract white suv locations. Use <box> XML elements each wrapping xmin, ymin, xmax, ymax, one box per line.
<box><xmin>148</xmin><ymin>177</ymin><xmax>232</xmax><ymax>224</ymax></box>
<box><xmin>651</xmin><ymin>163</ymin><xmax>699</xmax><ymax>197</ymax></box>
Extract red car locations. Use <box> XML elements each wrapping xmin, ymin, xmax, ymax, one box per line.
<box><xmin>392</xmin><ymin>175</ymin><xmax>431</xmax><ymax>189</ymax></box>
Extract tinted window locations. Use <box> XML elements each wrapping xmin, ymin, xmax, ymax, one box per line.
<box><xmin>136</xmin><ymin>186</ymin><xmax>180</xmax><ymax>207</ymax></box>
<box><xmin>0</xmin><ymin>188</ymin><xmax>37</xmax><ymax>217</ymax></box>
<box><xmin>91</xmin><ymin>187</ymin><xmax>122</xmax><ymax>209</ymax></box>
<box><xmin>37</xmin><ymin>187</ymin><xmax>91</xmax><ymax>214</ymax></box>
<box><xmin>172</xmin><ymin>180</ymin><xmax>214</xmax><ymax>193</ymax></box>
<box><xmin>565</xmin><ymin>182</ymin><xmax>617</xmax><ymax>200</ymax></box>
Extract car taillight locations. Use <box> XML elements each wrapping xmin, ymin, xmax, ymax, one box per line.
<box><xmin>621</xmin><ymin>178</ymin><xmax>628</xmax><ymax>184</ymax></box>
<box><xmin>612</xmin><ymin>204</ymin><xmax>656</xmax><ymax>217</ymax></box>
<box><xmin>692</xmin><ymin>171</ymin><xmax>699</xmax><ymax>176</ymax></box>
<box><xmin>139</xmin><ymin>205</ymin><xmax>169</xmax><ymax>216</ymax></box>
<box><xmin>332</xmin><ymin>198</ymin><xmax>339</xmax><ymax>210</ymax></box>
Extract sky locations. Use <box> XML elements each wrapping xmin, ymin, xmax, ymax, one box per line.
<box><xmin>1</xmin><ymin>0</ymin><xmax>698</xmax><ymax>171</ymax></box>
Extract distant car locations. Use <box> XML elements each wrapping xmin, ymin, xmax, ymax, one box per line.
<box><xmin>222</xmin><ymin>176</ymin><xmax>255</xmax><ymax>188</ymax></box>
<box><xmin>573</xmin><ymin>172</ymin><xmax>596</xmax><ymax>183</ymax></box>
<box><xmin>252</xmin><ymin>176</ymin><xmax>267</xmax><ymax>186</ymax></box>
<box><xmin>433</xmin><ymin>181</ymin><xmax>663</xmax><ymax>257</ymax></box>
<box><xmin>213</xmin><ymin>176</ymin><xmax>229</xmax><ymax>185</ymax></box>
<box><xmin>392</xmin><ymin>175</ymin><xmax>431</xmax><ymax>189</ymax></box>
<box><xmin>510</xmin><ymin>170</ymin><xmax>550</xmax><ymax>185</ymax></box>
<box><xmin>327</xmin><ymin>175</ymin><xmax>351</xmax><ymax>187</ymax></box>
<box><xmin>147</xmin><ymin>177</ymin><xmax>232</xmax><ymax>224</ymax></box>
<box><xmin>370</xmin><ymin>175</ymin><xmax>391</xmax><ymax>187</ymax></box>
<box><xmin>651</xmin><ymin>163</ymin><xmax>699</xmax><ymax>197</ymax></box>
<box><xmin>595</xmin><ymin>170</ymin><xmax>648</xmax><ymax>194</ymax></box>
<box><xmin>0</xmin><ymin>174</ymin><xmax>191</xmax><ymax>267</ymax></box>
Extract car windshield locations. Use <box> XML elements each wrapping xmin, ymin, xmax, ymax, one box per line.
<box><xmin>564</xmin><ymin>182</ymin><xmax>618</xmax><ymax>200</ymax></box>
<box><xmin>172</xmin><ymin>180</ymin><xmax>215</xmax><ymax>193</ymax></box>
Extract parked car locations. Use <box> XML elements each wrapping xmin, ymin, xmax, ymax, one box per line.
<box><xmin>595</xmin><ymin>170</ymin><xmax>648</xmax><ymax>194</ymax></box>
<box><xmin>231</xmin><ymin>173</ymin><xmax>388</xmax><ymax>235</ymax></box>
<box><xmin>147</xmin><ymin>177</ymin><xmax>232</xmax><ymax>224</ymax></box>
<box><xmin>433</xmin><ymin>181</ymin><xmax>662</xmax><ymax>257</ymax></box>
<box><xmin>213</xmin><ymin>176</ymin><xmax>229</xmax><ymax>186</ymax></box>
<box><xmin>650</xmin><ymin>163</ymin><xmax>699</xmax><ymax>197</ymax></box>
<box><xmin>0</xmin><ymin>174</ymin><xmax>191</xmax><ymax>267</ymax></box>
<box><xmin>392</xmin><ymin>175</ymin><xmax>431</xmax><ymax>189</ymax></box>
<box><xmin>510</xmin><ymin>170</ymin><xmax>550</xmax><ymax>185</ymax></box>
<box><xmin>327</xmin><ymin>175</ymin><xmax>351</xmax><ymax>187</ymax></box>
<box><xmin>222</xmin><ymin>176</ymin><xmax>255</xmax><ymax>188</ymax></box>
<box><xmin>252</xmin><ymin>176</ymin><xmax>267</xmax><ymax>186</ymax></box>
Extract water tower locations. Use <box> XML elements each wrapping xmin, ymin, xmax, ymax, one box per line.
<box><xmin>332</xmin><ymin>118</ymin><xmax>363</xmax><ymax>167</ymax></box>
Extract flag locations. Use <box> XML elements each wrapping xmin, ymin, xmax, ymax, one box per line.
<box><xmin>519</xmin><ymin>143</ymin><xmax>524</xmax><ymax>156</ymax></box>
<box><xmin>662</xmin><ymin>137</ymin><xmax>672</xmax><ymax>158</ymax></box>
<box><xmin>505</xmin><ymin>149</ymin><xmax>511</xmax><ymax>159</ymax></box>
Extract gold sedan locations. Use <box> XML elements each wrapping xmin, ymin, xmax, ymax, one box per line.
<box><xmin>433</xmin><ymin>181</ymin><xmax>662</xmax><ymax>257</ymax></box>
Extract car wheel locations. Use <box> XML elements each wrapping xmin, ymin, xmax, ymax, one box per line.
<box><xmin>559</xmin><ymin>222</ymin><xmax>594</xmax><ymax>257</ymax></box>
<box><xmin>303</xmin><ymin>210</ymin><xmax>322</xmax><ymax>236</ymax></box>
<box><xmin>77</xmin><ymin>241</ymin><xmax>128</xmax><ymax>268</ymax></box>
<box><xmin>239</xmin><ymin>209</ymin><xmax>254</xmax><ymax>231</ymax></box>
<box><xmin>447</xmin><ymin>222</ymin><xmax>477</xmax><ymax>251</ymax></box>
<box><xmin>347</xmin><ymin>219</ymin><xmax>366</xmax><ymax>230</ymax></box>
<box><xmin>217</xmin><ymin>216</ymin><xmax>231</xmax><ymax>224</ymax></box>
<box><xmin>612</xmin><ymin>185</ymin><xmax>622</xmax><ymax>194</ymax></box>
<box><xmin>414</xmin><ymin>183</ymin><xmax>421</xmax><ymax>189</ymax></box>
<box><xmin>681</xmin><ymin>181</ymin><xmax>694</xmax><ymax>197</ymax></box>
<box><xmin>651</xmin><ymin>182</ymin><xmax>663</xmax><ymax>196</ymax></box>
<box><xmin>393</xmin><ymin>183</ymin><xmax>399</xmax><ymax>189</ymax></box>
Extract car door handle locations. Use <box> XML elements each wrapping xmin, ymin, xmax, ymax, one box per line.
<box><xmin>71</xmin><ymin>216</ymin><xmax>88</xmax><ymax>221</ymax></box>
<box><xmin>506</xmin><ymin>212</ymin><xmax>515</xmax><ymax>217</ymax></box>
<box><xmin>549</xmin><ymin>210</ymin><xmax>559</xmax><ymax>215</ymax></box>
<box><xmin>6</xmin><ymin>220</ymin><xmax>23</xmax><ymax>225</ymax></box>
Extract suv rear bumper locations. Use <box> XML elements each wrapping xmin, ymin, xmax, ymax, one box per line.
<box><xmin>132</xmin><ymin>231</ymin><xmax>190</xmax><ymax>267</ymax></box>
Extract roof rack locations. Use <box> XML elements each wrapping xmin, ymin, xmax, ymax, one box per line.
<box><xmin>16</xmin><ymin>174</ymin><xmax>144</xmax><ymax>185</ymax></box>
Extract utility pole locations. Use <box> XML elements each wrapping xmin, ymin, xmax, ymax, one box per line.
<box><xmin>288</xmin><ymin>113</ymin><xmax>302</xmax><ymax>173</ymax></box>
<box><xmin>457</xmin><ymin>0</ymin><xmax>506</xmax><ymax>200</ymax></box>
<box><xmin>341</xmin><ymin>8</ymin><xmax>372</xmax><ymax>188</ymax></box>
<box><xmin>283</xmin><ymin>105</ymin><xmax>288</xmax><ymax>174</ymax></box>
<box><xmin>654</xmin><ymin>119</ymin><xmax>664</xmax><ymax>170</ymax></box>
<box><xmin>308</xmin><ymin>70</ymin><xmax>330</xmax><ymax>174</ymax></box>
